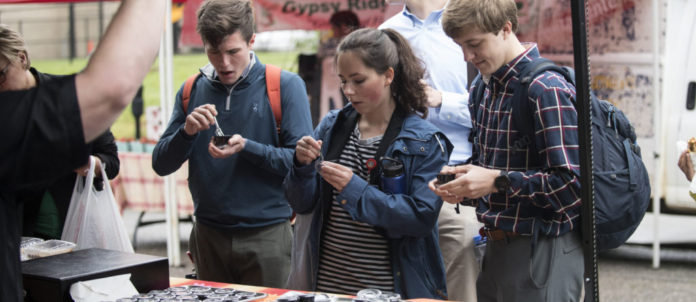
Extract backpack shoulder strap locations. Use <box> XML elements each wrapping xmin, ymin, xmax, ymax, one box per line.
<box><xmin>266</xmin><ymin>64</ymin><xmax>282</xmax><ymax>134</ymax></box>
<box><xmin>465</xmin><ymin>73</ymin><xmax>485</xmax><ymax>163</ymax></box>
<box><xmin>470</xmin><ymin>73</ymin><xmax>485</xmax><ymax>119</ymax></box>
<box><xmin>511</xmin><ymin>58</ymin><xmax>574</xmax><ymax>161</ymax></box>
<box><xmin>468</xmin><ymin>73</ymin><xmax>485</xmax><ymax>138</ymax></box>
<box><xmin>181</xmin><ymin>72</ymin><xmax>202</xmax><ymax>114</ymax></box>
<box><xmin>511</xmin><ymin>58</ymin><xmax>555</xmax><ymax>140</ymax></box>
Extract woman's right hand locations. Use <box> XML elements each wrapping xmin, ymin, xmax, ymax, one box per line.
<box><xmin>295</xmin><ymin>136</ymin><xmax>323</xmax><ymax>166</ymax></box>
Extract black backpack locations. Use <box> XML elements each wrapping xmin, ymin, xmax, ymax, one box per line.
<box><xmin>470</xmin><ymin>58</ymin><xmax>651</xmax><ymax>252</ymax></box>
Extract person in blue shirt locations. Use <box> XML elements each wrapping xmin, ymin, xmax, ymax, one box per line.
<box><xmin>432</xmin><ymin>0</ymin><xmax>584</xmax><ymax>301</ymax></box>
<box><xmin>152</xmin><ymin>0</ymin><xmax>313</xmax><ymax>287</ymax></box>
<box><xmin>380</xmin><ymin>1</ymin><xmax>480</xmax><ymax>300</ymax></box>
<box><xmin>284</xmin><ymin>28</ymin><xmax>452</xmax><ymax>299</ymax></box>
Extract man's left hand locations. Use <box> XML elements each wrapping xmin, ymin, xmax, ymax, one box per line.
<box><xmin>431</xmin><ymin>164</ymin><xmax>499</xmax><ymax>200</ymax></box>
<box><xmin>209</xmin><ymin>134</ymin><xmax>246</xmax><ymax>158</ymax></box>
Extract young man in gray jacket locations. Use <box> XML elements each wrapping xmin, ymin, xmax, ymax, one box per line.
<box><xmin>153</xmin><ymin>0</ymin><xmax>313</xmax><ymax>287</ymax></box>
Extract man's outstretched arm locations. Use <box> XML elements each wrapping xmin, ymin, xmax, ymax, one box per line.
<box><xmin>76</xmin><ymin>0</ymin><xmax>166</xmax><ymax>142</ymax></box>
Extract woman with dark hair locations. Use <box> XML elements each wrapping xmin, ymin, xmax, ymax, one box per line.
<box><xmin>284</xmin><ymin>28</ymin><xmax>452</xmax><ymax>299</ymax></box>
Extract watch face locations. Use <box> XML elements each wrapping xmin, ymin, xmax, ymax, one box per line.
<box><xmin>495</xmin><ymin>174</ymin><xmax>510</xmax><ymax>192</ymax></box>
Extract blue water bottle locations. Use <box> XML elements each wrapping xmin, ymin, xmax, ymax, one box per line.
<box><xmin>474</xmin><ymin>235</ymin><xmax>487</xmax><ymax>272</ymax></box>
<box><xmin>381</xmin><ymin>157</ymin><xmax>407</xmax><ymax>194</ymax></box>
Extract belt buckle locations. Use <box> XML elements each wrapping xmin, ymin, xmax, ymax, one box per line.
<box><xmin>480</xmin><ymin>227</ymin><xmax>495</xmax><ymax>240</ymax></box>
<box><xmin>484</xmin><ymin>229</ymin><xmax>495</xmax><ymax>240</ymax></box>
<box><xmin>481</xmin><ymin>227</ymin><xmax>513</xmax><ymax>242</ymax></box>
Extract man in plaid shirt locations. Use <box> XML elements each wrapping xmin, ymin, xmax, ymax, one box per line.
<box><xmin>429</xmin><ymin>0</ymin><xmax>584</xmax><ymax>301</ymax></box>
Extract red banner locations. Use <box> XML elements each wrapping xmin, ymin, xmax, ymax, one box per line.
<box><xmin>254</xmin><ymin>0</ymin><xmax>400</xmax><ymax>32</ymax></box>
<box><xmin>181</xmin><ymin>0</ymin><xmax>401</xmax><ymax>48</ymax></box>
<box><xmin>0</xmin><ymin>0</ymin><xmax>186</xmax><ymax>3</ymax></box>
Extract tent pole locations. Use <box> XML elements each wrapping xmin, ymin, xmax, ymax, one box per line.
<box><xmin>569</xmin><ymin>0</ymin><xmax>598</xmax><ymax>301</ymax></box>
<box><xmin>651</xmin><ymin>0</ymin><xmax>663</xmax><ymax>270</ymax></box>
<box><xmin>159</xmin><ymin>0</ymin><xmax>181</xmax><ymax>267</ymax></box>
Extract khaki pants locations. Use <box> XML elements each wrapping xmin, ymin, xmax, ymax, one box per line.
<box><xmin>189</xmin><ymin>220</ymin><xmax>292</xmax><ymax>288</ymax></box>
<box><xmin>438</xmin><ymin>204</ymin><xmax>482</xmax><ymax>301</ymax></box>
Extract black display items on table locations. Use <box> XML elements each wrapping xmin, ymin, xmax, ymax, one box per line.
<box><xmin>22</xmin><ymin>248</ymin><xmax>169</xmax><ymax>302</ymax></box>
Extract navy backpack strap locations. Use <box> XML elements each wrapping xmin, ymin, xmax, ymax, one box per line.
<box><xmin>471</xmin><ymin>74</ymin><xmax>486</xmax><ymax>106</ymax></box>
<box><xmin>623</xmin><ymin>140</ymin><xmax>637</xmax><ymax>190</ymax></box>
<box><xmin>468</xmin><ymin>74</ymin><xmax>485</xmax><ymax>144</ymax></box>
<box><xmin>511</xmin><ymin>58</ymin><xmax>574</xmax><ymax>164</ymax></box>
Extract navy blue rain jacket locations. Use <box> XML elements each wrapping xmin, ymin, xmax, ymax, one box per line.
<box><xmin>284</xmin><ymin>105</ymin><xmax>452</xmax><ymax>299</ymax></box>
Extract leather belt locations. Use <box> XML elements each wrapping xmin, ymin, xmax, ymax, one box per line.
<box><xmin>480</xmin><ymin>227</ymin><xmax>519</xmax><ymax>241</ymax></box>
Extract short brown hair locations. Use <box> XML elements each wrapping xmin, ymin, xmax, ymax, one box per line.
<box><xmin>442</xmin><ymin>0</ymin><xmax>519</xmax><ymax>38</ymax></box>
<box><xmin>196</xmin><ymin>0</ymin><xmax>255</xmax><ymax>48</ymax></box>
<box><xmin>0</xmin><ymin>24</ymin><xmax>29</xmax><ymax>65</ymax></box>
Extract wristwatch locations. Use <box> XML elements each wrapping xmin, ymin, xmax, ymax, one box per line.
<box><xmin>494</xmin><ymin>170</ymin><xmax>511</xmax><ymax>193</ymax></box>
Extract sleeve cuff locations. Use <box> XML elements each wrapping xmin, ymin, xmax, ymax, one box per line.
<box><xmin>438</xmin><ymin>91</ymin><xmax>469</xmax><ymax>123</ymax></box>
<box><xmin>336</xmin><ymin>175</ymin><xmax>369</xmax><ymax>213</ymax></box>
<box><xmin>294</xmin><ymin>157</ymin><xmax>317</xmax><ymax>177</ymax></box>
<box><xmin>178</xmin><ymin>127</ymin><xmax>196</xmax><ymax>141</ymax></box>
<box><xmin>507</xmin><ymin>171</ymin><xmax>524</xmax><ymax>197</ymax></box>
<box><xmin>240</xmin><ymin>139</ymin><xmax>265</xmax><ymax>164</ymax></box>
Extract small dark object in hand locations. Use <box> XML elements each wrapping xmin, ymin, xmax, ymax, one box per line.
<box><xmin>213</xmin><ymin>135</ymin><xmax>231</xmax><ymax>148</ymax></box>
<box><xmin>437</xmin><ymin>173</ymin><xmax>455</xmax><ymax>185</ymax></box>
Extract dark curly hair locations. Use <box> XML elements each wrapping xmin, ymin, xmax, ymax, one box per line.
<box><xmin>336</xmin><ymin>28</ymin><xmax>428</xmax><ymax>118</ymax></box>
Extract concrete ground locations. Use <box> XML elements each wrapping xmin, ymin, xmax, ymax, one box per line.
<box><xmin>123</xmin><ymin>210</ymin><xmax>696</xmax><ymax>302</ymax></box>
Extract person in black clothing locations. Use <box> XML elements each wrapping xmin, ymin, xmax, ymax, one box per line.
<box><xmin>20</xmin><ymin>130</ymin><xmax>120</xmax><ymax>240</ymax></box>
<box><xmin>0</xmin><ymin>1</ymin><xmax>165</xmax><ymax>301</ymax></box>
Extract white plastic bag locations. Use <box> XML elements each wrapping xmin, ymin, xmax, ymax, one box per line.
<box><xmin>70</xmin><ymin>273</ymin><xmax>138</xmax><ymax>302</ymax></box>
<box><xmin>62</xmin><ymin>157</ymin><xmax>134</xmax><ymax>253</ymax></box>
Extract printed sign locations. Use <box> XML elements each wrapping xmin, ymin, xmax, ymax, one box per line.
<box><xmin>181</xmin><ymin>0</ymin><xmax>401</xmax><ymax>47</ymax></box>
<box><xmin>254</xmin><ymin>0</ymin><xmax>401</xmax><ymax>31</ymax></box>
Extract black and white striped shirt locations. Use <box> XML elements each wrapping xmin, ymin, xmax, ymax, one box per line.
<box><xmin>316</xmin><ymin>126</ymin><xmax>394</xmax><ymax>295</ymax></box>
